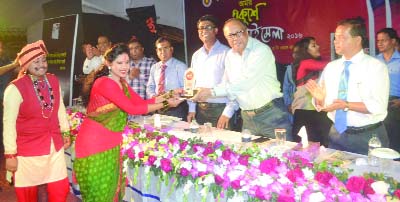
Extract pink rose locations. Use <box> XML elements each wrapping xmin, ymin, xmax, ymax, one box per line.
<box><xmin>222</xmin><ymin>148</ymin><xmax>233</xmax><ymax>161</ymax></box>
<box><xmin>259</xmin><ymin>157</ymin><xmax>280</xmax><ymax>174</ymax></box>
<box><xmin>138</xmin><ymin>151</ymin><xmax>144</xmax><ymax>159</ymax></box>
<box><xmin>238</xmin><ymin>155</ymin><xmax>249</xmax><ymax>166</ymax></box>
<box><xmin>147</xmin><ymin>155</ymin><xmax>156</xmax><ymax>166</ymax></box>
<box><xmin>180</xmin><ymin>168</ymin><xmax>189</xmax><ymax>177</ymax></box>
<box><xmin>230</xmin><ymin>179</ymin><xmax>241</xmax><ymax>190</ymax></box>
<box><xmin>286</xmin><ymin>168</ymin><xmax>304</xmax><ymax>183</ymax></box>
<box><xmin>277</xmin><ymin>195</ymin><xmax>295</xmax><ymax>202</ymax></box>
<box><xmin>179</xmin><ymin>141</ymin><xmax>188</xmax><ymax>151</ymax></box>
<box><xmin>363</xmin><ymin>178</ymin><xmax>375</xmax><ymax>195</ymax></box>
<box><xmin>168</xmin><ymin>135</ymin><xmax>179</xmax><ymax>145</ymax></box>
<box><xmin>346</xmin><ymin>176</ymin><xmax>366</xmax><ymax>193</ymax></box>
<box><xmin>160</xmin><ymin>158</ymin><xmax>172</xmax><ymax>172</ymax></box>
<box><xmin>127</xmin><ymin>149</ymin><xmax>135</xmax><ymax>159</ymax></box>
<box><xmin>214</xmin><ymin>175</ymin><xmax>224</xmax><ymax>185</ymax></box>
<box><xmin>202</xmin><ymin>146</ymin><xmax>214</xmax><ymax>156</ymax></box>
<box><xmin>394</xmin><ymin>189</ymin><xmax>400</xmax><ymax>199</ymax></box>
<box><xmin>315</xmin><ymin>171</ymin><xmax>334</xmax><ymax>186</ymax></box>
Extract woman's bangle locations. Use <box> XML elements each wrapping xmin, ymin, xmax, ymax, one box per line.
<box><xmin>62</xmin><ymin>131</ymin><xmax>71</xmax><ymax>138</ymax></box>
<box><xmin>162</xmin><ymin>90</ymin><xmax>174</xmax><ymax>99</ymax></box>
<box><xmin>161</xmin><ymin>100</ymin><xmax>170</xmax><ymax>112</ymax></box>
<box><xmin>4</xmin><ymin>153</ymin><xmax>17</xmax><ymax>159</ymax></box>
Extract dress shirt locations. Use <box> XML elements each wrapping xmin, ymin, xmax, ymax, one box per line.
<box><xmin>189</xmin><ymin>40</ymin><xmax>238</xmax><ymax>117</ymax></box>
<box><xmin>127</xmin><ymin>57</ymin><xmax>156</xmax><ymax>99</ymax></box>
<box><xmin>82</xmin><ymin>56</ymin><xmax>102</xmax><ymax>74</ymax></box>
<box><xmin>318</xmin><ymin>50</ymin><xmax>389</xmax><ymax>127</ymax></box>
<box><xmin>146</xmin><ymin>57</ymin><xmax>187</xmax><ymax>98</ymax></box>
<box><xmin>376</xmin><ymin>50</ymin><xmax>400</xmax><ymax>97</ymax></box>
<box><xmin>213</xmin><ymin>37</ymin><xmax>282</xmax><ymax>110</ymax></box>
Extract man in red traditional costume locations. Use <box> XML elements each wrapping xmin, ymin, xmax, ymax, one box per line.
<box><xmin>3</xmin><ymin>40</ymin><xmax>71</xmax><ymax>202</ymax></box>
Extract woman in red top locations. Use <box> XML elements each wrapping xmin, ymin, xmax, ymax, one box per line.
<box><xmin>73</xmin><ymin>44</ymin><xmax>182</xmax><ymax>202</ymax></box>
<box><xmin>290</xmin><ymin>37</ymin><xmax>332</xmax><ymax>146</ymax></box>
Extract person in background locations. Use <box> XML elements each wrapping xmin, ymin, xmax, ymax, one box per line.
<box><xmin>97</xmin><ymin>35</ymin><xmax>112</xmax><ymax>56</ymax></box>
<box><xmin>126</xmin><ymin>36</ymin><xmax>156</xmax><ymax>99</ymax></box>
<box><xmin>194</xmin><ymin>18</ymin><xmax>292</xmax><ymax>139</ymax></box>
<box><xmin>290</xmin><ymin>37</ymin><xmax>332</xmax><ymax>146</ymax></box>
<box><xmin>3</xmin><ymin>40</ymin><xmax>71</xmax><ymax>201</ymax></box>
<box><xmin>188</xmin><ymin>14</ymin><xmax>239</xmax><ymax>130</ymax></box>
<box><xmin>82</xmin><ymin>43</ymin><xmax>102</xmax><ymax>75</ymax></box>
<box><xmin>376</xmin><ymin>27</ymin><xmax>400</xmax><ymax>153</ymax></box>
<box><xmin>147</xmin><ymin>37</ymin><xmax>188</xmax><ymax>120</ymax></box>
<box><xmin>306</xmin><ymin>17</ymin><xmax>389</xmax><ymax>155</ymax></box>
<box><xmin>282</xmin><ymin>67</ymin><xmax>296</xmax><ymax>124</ymax></box>
<box><xmin>74</xmin><ymin>44</ymin><xmax>182</xmax><ymax>202</ymax></box>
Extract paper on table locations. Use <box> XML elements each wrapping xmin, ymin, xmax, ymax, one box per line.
<box><xmin>297</xmin><ymin>126</ymin><xmax>309</xmax><ymax>148</ymax></box>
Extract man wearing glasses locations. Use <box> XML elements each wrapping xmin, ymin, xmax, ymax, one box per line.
<box><xmin>188</xmin><ymin>15</ymin><xmax>240</xmax><ymax>130</ymax></box>
<box><xmin>194</xmin><ymin>18</ymin><xmax>292</xmax><ymax>139</ymax></box>
<box><xmin>147</xmin><ymin>37</ymin><xmax>188</xmax><ymax>120</ymax></box>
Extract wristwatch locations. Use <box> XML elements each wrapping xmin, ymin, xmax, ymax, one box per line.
<box><xmin>343</xmin><ymin>101</ymin><xmax>349</xmax><ymax>112</ymax></box>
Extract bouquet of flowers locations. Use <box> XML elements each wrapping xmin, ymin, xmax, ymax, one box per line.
<box><xmin>66</xmin><ymin>108</ymin><xmax>85</xmax><ymax>141</ymax></box>
<box><xmin>121</xmin><ymin>125</ymin><xmax>400</xmax><ymax>202</ymax></box>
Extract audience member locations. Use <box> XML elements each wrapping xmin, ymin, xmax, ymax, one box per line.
<box><xmin>306</xmin><ymin>17</ymin><xmax>389</xmax><ymax>155</ymax></box>
<box><xmin>290</xmin><ymin>37</ymin><xmax>332</xmax><ymax>146</ymax></box>
<box><xmin>194</xmin><ymin>18</ymin><xmax>292</xmax><ymax>139</ymax></box>
<box><xmin>188</xmin><ymin>14</ymin><xmax>240</xmax><ymax>130</ymax></box>
<box><xmin>82</xmin><ymin>43</ymin><xmax>102</xmax><ymax>75</ymax></box>
<box><xmin>147</xmin><ymin>37</ymin><xmax>188</xmax><ymax>120</ymax></box>
<box><xmin>97</xmin><ymin>35</ymin><xmax>112</xmax><ymax>55</ymax></box>
<box><xmin>74</xmin><ymin>44</ymin><xmax>182</xmax><ymax>201</ymax></box>
<box><xmin>376</xmin><ymin>27</ymin><xmax>400</xmax><ymax>152</ymax></box>
<box><xmin>3</xmin><ymin>40</ymin><xmax>71</xmax><ymax>201</ymax></box>
<box><xmin>127</xmin><ymin>36</ymin><xmax>156</xmax><ymax>99</ymax></box>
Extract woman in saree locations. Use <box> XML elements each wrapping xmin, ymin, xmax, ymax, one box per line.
<box><xmin>73</xmin><ymin>43</ymin><xmax>182</xmax><ymax>202</ymax></box>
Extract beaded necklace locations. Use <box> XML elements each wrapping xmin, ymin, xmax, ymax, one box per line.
<box><xmin>30</xmin><ymin>74</ymin><xmax>55</xmax><ymax>118</ymax></box>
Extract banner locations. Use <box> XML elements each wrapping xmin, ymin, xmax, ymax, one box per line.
<box><xmin>185</xmin><ymin>0</ymin><xmax>369</xmax><ymax>64</ymax></box>
<box><xmin>42</xmin><ymin>15</ymin><xmax>77</xmax><ymax>106</ymax></box>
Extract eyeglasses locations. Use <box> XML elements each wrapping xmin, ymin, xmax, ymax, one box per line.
<box><xmin>198</xmin><ymin>25</ymin><xmax>215</xmax><ymax>31</ymax></box>
<box><xmin>226</xmin><ymin>30</ymin><xmax>246</xmax><ymax>40</ymax></box>
<box><xmin>156</xmin><ymin>46</ymin><xmax>171</xmax><ymax>52</ymax></box>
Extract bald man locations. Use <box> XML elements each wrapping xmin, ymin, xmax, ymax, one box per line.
<box><xmin>194</xmin><ymin>18</ymin><xmax>292</xmax><ymax>139</ymax></box>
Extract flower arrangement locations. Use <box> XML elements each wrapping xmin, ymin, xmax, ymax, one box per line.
<box><xmin>66</xmin><ymin>108</ymin><xmax>85</xmax><ymax>141</ymax></box>
<box><xmin>121</xmin><ymin>125</ymin><xmax>400</xmax><ymax>202</ymax></box>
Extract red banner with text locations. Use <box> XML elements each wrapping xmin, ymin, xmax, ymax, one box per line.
<box><xmin>185</xmin><ymin>0</ymin><xmax>369</xmax><ymax>64</ymax></box>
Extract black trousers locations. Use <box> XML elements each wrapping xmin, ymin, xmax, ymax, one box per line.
<box><xmin>292</xmin><ymin>109</ymin><xmax>332</xmax><ymax>147</ymax></box>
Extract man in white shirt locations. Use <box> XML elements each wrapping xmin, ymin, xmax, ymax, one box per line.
<box><xmin>82</xmin><ymin>44</ymin><xmax>102</xmax><ymax>75</ymax></box>
<box><xmin>188</xmin><ymin>15</ymin><xmax>239</xmax><ymax>130</ymax></box>
<box><xmin>306</xmin><ymin>17</ymin><xmax>389</xmax><ymax>155</ymax></box>
<box><xmin>194</xmin><ymin>18</ymin><xmax>292</xmax><ymax>139</ymax></box>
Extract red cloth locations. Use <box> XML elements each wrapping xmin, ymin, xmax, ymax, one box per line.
<box><xmin>12</xmin><ymin>74</ymin><xmax>63</xmax><ymax>156</ymax></box>
<box><xmin>14</xmin><ymin>177</ymin><xmax>69</xmax><ymax>202</ymax></box>
<box><xmin>76</xmin><ymin>77</ymin><xmax>155</xmax><ymax>158</ymax></box>
<box><xmin>157</xmin><ymin>64</ymin><xmax>167</xmax><ymax>95</ymax></box>
<box><xmin>296</xmin><ymin>59</ymin><xmax>329</xmax><ymax>86</ymax></box>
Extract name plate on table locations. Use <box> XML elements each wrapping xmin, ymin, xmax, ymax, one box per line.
<box><xmin>182</xmin><ymin>68</ymin><xmax>197</xmax><ymax>98</ymax></box>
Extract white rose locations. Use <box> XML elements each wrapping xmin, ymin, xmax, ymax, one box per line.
<box><xmin>371</xmin><ymin>181</ymin><xmax>389</xmax><ymax>195</ymax></box>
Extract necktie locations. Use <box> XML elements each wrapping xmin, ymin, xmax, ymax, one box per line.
<box><xmin>158</xmin><ymin>64</ymin><xmax>167</xmax><ymax>95</ymax></box>
<box><xmin>334</xmin><ymin>61</ymin><xmax>351</xmax><ymax>134</ymax></box>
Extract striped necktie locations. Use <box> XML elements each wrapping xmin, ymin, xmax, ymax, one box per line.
<box><xmin>157</xmin><ymin>64</ymin><xmax>167</xmax><ymax>95</ymax></box>
<box><xmin>334</xmin><ymin>61</ymin><xmax>351</xmax><ymax>134</ymax></box>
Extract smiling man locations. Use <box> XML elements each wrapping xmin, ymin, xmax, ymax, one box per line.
<box><xmin>306</xmin><ymin>17</ymin><xmax>390</xmax><ymax>155</ymax></box>
<box><xmin>187</xmin><ymin>15</ymin><xmax>240</xmax><ymax>130</ymax></box>
<box><xmin>194</xmin><ymin>18</ymin><xmax>292</xmax><ymax>139</ymax></box>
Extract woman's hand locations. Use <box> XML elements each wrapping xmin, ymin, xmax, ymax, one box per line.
<box><xmin>6</xmin><ymin>158</ymin><xmax>18</xmax><ymax>172</ymax></box>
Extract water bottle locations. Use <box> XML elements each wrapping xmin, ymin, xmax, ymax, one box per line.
<box><xmin>189</xmin><ymin>119</ymin><xmax>199</xmax><ymax>133</ymax></box>
<box><xmin>368</xmin><ymin>135</ymin><xmax>381</xmax><ymax>166</ymax></box>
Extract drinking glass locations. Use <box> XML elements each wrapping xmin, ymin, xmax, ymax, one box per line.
<box><xmin>274</xmin><ymin>128</ymin><xmax>287</xmax><ymax>146</ymax></box>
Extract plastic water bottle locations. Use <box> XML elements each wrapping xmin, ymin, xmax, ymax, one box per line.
<box><xmin>368</xmin><ymin>135</ymin><xmax>381</xmax><ymax>166</ymax></box>
<box><xmin>189</xmin><ymin>119</ymin><xmax>199</xmax><ymax>133</ymax></box>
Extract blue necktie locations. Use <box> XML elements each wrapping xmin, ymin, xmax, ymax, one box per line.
<box><xmin>334</xmin><ymin>61</ymin><xmax>351</xmax><ymax>134</ymax></box>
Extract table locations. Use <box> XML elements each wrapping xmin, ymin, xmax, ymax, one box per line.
<box><xmin>65</xmin><ymin>117</ymin><xmax>400</xmax><ymax>202</ymax></box>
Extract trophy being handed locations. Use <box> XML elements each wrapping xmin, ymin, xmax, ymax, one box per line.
<box><xmin>182</xmin><ymin>68</ymin><xmax>198</xmax><ymax>98</ymax></box>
